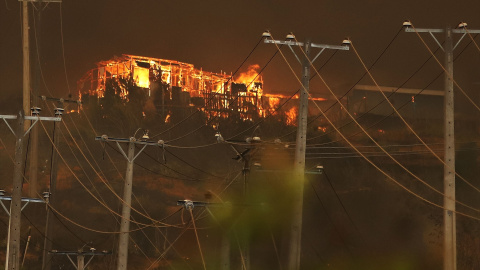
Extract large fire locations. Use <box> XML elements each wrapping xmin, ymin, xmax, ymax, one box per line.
<box><xmin>78</xmin><ymin>55</ymin><xmax>327</xmax><ymax>126</ymax></box>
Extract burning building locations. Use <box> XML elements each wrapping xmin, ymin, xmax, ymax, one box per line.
<box><xmin>77</xmin><ymin>54</ymin><xmax>328</xmax><ymax>125</ymax></box>
<box><xmin>77</xmin><ymin>54</ymin><xmax>268</xmax><ymax>120</ymax></box>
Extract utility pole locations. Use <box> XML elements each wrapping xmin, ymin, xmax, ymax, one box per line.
<box><xmin>96</xmin><ymin>133</ymin><xmax>163</xmax><ymax>270</ymax></box>
<box><xmin>231</xmin><ymin>137</ymin><xmax>258</xmax><ymax>270</ymax></box>
<box><xmin>263</xmin><ymin>31</ymin><xmax>349</xmax><ymax>270</ymax></box>
<box><xmin>216</xmin><ymin>132</ymin><xmax>260</xmax><ymax>270</ymax></box>
<box><xmin>404</xmin><ymin>21</ymin><xmax>480</xmax><ymax>270</ymax></box>
<box><xmin>49</xmin><ymin>248</ymin><xmax>111</xmax><ymax>270</ymax></box>
<box><xmin>42</xmin><ymin>107</ymin><xmax>64</xmax><ymax>270</ymax></box>
<box><xmin>0</xmin><ymin>109</ymin><xmax>61</xmax><ymax>270</ymax></box>
<box><xmin>21</xmin><ymin>0</ymin><xmax>62</xmax><ymax>197</ymax></box>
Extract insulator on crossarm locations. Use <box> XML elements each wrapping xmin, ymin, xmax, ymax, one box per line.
<box><xmin>458</xmin><ymin>22</ymin><xmax>468</xmax><ymax>29</ymax></box>
<box><xmin>403</xmin><ymin>20</ymin><xmax>412</xmax><ymax>28</ymax></box>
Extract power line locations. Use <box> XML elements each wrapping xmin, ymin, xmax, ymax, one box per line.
<box><xmin>41</xmin><ymin>102</ymin><xmax>186</xmax><ymax>227</ymax></box>
<box><xmin>50</xmin><ymin>207</ymin><xmax>90</xmax><ymax>246</ymax></box>
<box><xmin>297</xmin><ymin>34</ymin><xmax>480</xmax><ymax>213</ymax></box>
<box><xmin>268</xmin><ymin>32</ymin><xmax>480</xmax><ymax>222</ymax></box>
<box><xmin>411</xmin><ymin>23</ymin><xmax>480</xmax><ymax>113</ymax></box>
<box><xmin>150</xmin><ymin>36</ymin><xmax>265</xmax><ymax>140</ymax></box>
<box><xmin>22</xmin><ymin>211</ymin><xmax>68</xmax><ymax>251</ymax></box>
<box><xmin>165</xmin><ymin>46</ymin><xmax>283</xmax><ymax>144</ymax></box>
<box><xmin>66</xmin><ymin>108</ymin><xmax>204</xmax><ymax>266</ymax></box>
<box><xmin>279</xmin><ymin>32</ymin><xmax>480</xmax><ymax>215</ymax></box>
<box><xmin>40</xmin><ymin>104</ymin><xmax>190</xmax><ymax>266</ymax></box>
<box><xmin>59</xmin><ymin>3</ymin><xmax>71</xmax><ymax>95</ymax></box>
<box><xmin>349</xmin><ymin>40</ymin><xmax>480</xmax><ymax>196</ymax></box>
<box><xmin>227</xmin><ymin>45</ymin><xmax>339</xmax><ymax>142</ymax></box>
<box><xmin>31</xmin><ymin>5</ymin><xmax>53</xmax><ymax>97</ymax></box>
<box><xmin>305</xmin><ymin>41</ymin><xmax>443</xmax><ymax>143</ymax></box>
<box><xmin>279</xmin><ymin>26</ymin><xmax>404</xmax><ymax>141</ymax></box>
<box><xmin>322</xmin><ymin>170</ymin><xmax>364</xmax><ymax>239</ymax></box>
<box><xmin>53</xmin><ymin>103</ymin><xmax>242</xmax><ymax>268</ymax></box>
<box><xmin>163</xmin><ymin>147</ymin><xmax>224</xmax><ymax>179</ymax></box>
<box><xmin>189</xmin><ymin>208</ymin><xmax>207</xmax><ymax>270</ymax></box>
<box><xmin>59</xmin><ymin>105</ymin><xmax>186</xmax><ymax>221</ymax></box>
<box><xmin>106</xmin><ymin>142</ymin><xmax>202</xmax><ymax>182</ymax></box>
<box><xmin>306</xmin><ymin>31</ymin><xmax>475</xmax><ymax>147</ymax></box>
<box><xmin>310</xmin><ymin>181</ymin><xmax>355</xmax><ymax>259</ymax></box>
<box><xmin>38</xmin><ymin>120</ymin><xmax>177</xmax><ymax>230</ymax></box>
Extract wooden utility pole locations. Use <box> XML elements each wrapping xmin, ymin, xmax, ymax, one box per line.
<box><xmin>96</xmin><ymin>134</ymin><xmax>162</xmax><ymax>270</ymax></box>
<box><xmin>42</xmin><ymin>108</ymin><xmax>64</xmax><ymax>270</ymax></box>
<box><xmin>263</xmin><ymin>31</ymin><xmax>348</xmax><ymax>270</ymax></box>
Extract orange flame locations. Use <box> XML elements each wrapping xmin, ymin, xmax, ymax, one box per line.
<box><xmin>286</xmin><ymin>107</ymin><xmax>297</xmax><ymax>126</ymax></box>
<box><xmin>235</xmin><ymin>64</ymin><xmax>261</xmax><ymax>90</ymax></box>
<box><xmin>268</xmin><ymin>97</ymin><xmax>280</xmax><ymax>109</ymax></box>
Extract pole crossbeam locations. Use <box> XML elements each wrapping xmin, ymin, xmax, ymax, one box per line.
<box><xmin>50</xmin><ymin>249</ymin><xmax>111</xmax><ymax>270</ymax></box>
<box><xmin>264</xmin><ymin>39</ymin><xmax>349</xmax><ymax>50</ymax></box>
<box><xmin>0</xmin><ymin>195</ymin><xmax>46</xmax><ymax>217</ymax></box>
<box><xmin>95</xmin><ymin>136</ymin><xmax>164</xmax><ymax>146</ymax></box>
<box><xmin>405</xmin><ymin>28</ymin><xmax>480</xmax><ymax>34</ymax></box>
<box><xmin>0</xmin><ymin>114</ymin><xmax>61</xmax><ymax>140</ymax></box>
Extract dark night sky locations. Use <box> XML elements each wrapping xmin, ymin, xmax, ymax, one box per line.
<box><xmin>1</xmin><ymin>0</ymin><xmax>480</xmax><ymax>105</ymax></box>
